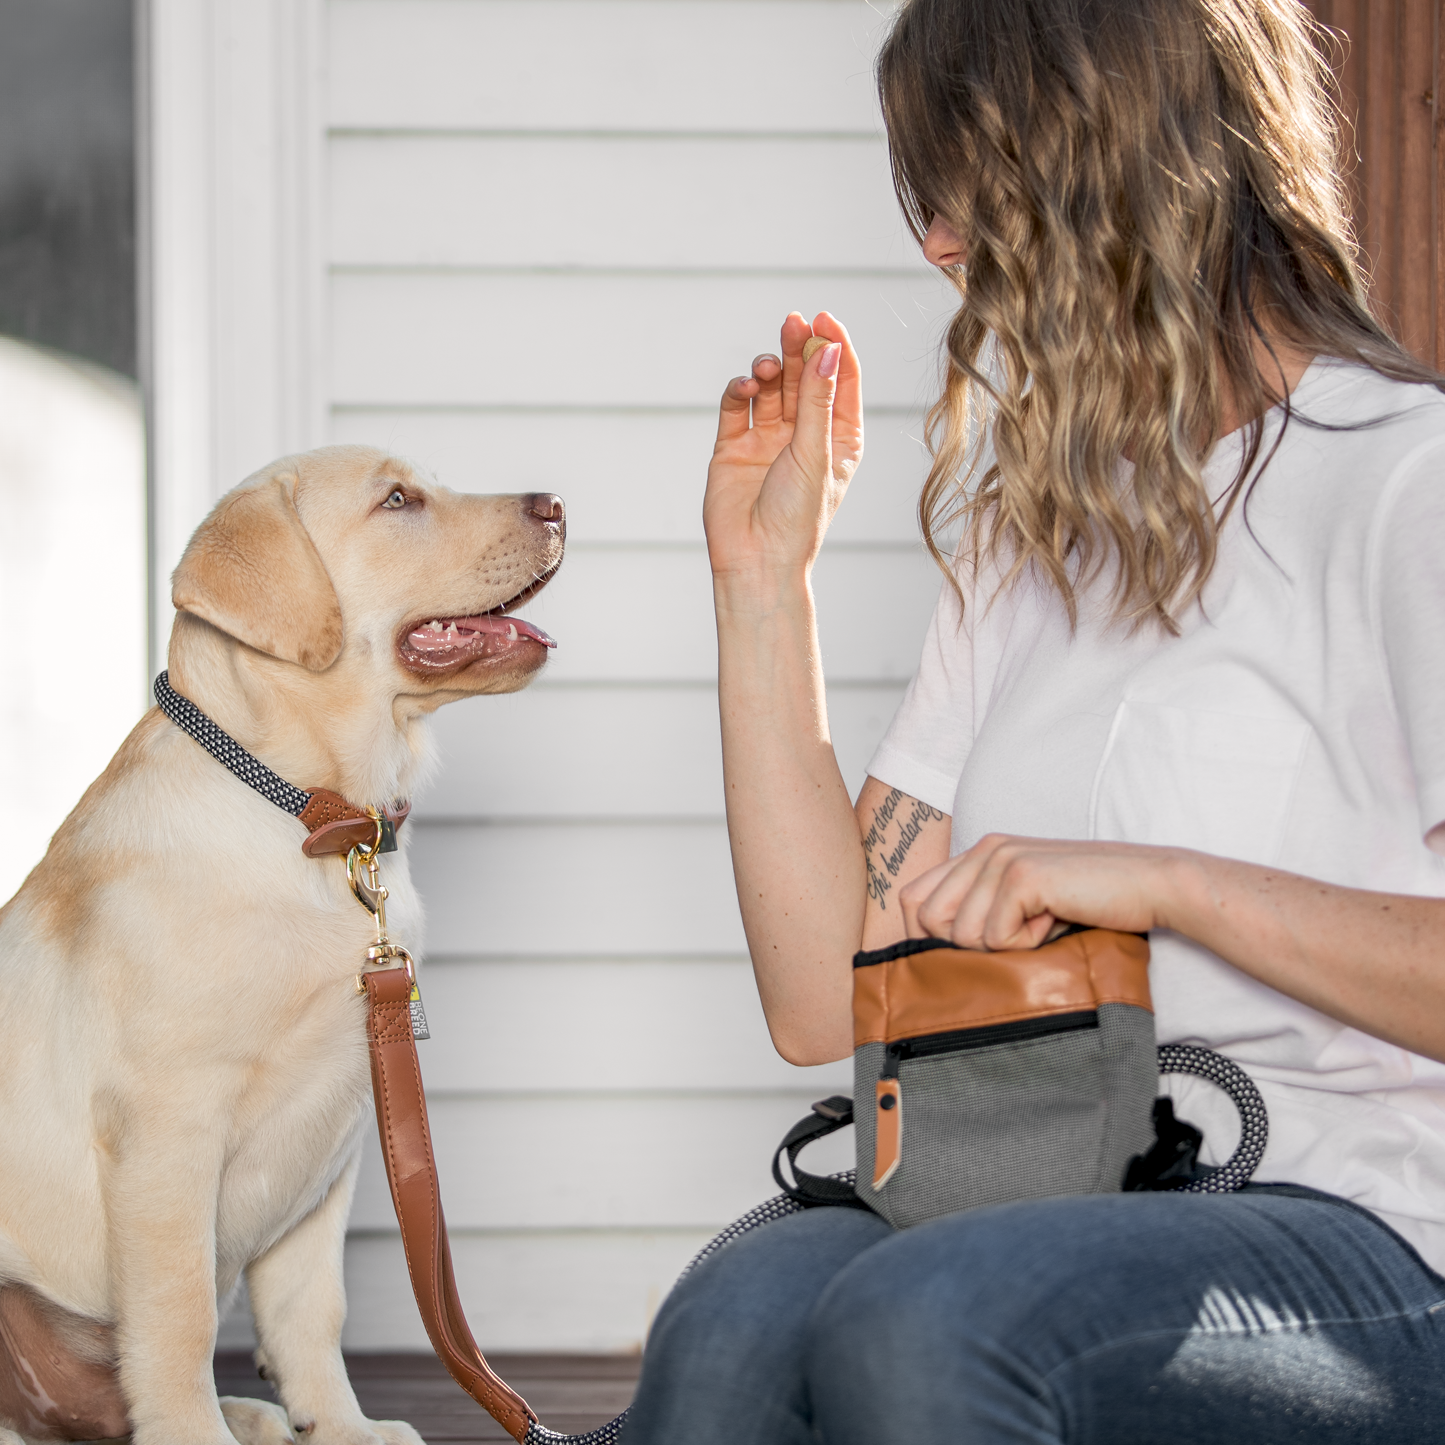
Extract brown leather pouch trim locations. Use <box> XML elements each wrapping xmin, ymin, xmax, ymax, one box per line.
<box><xmin>853</xmin><ymin>929</ymin><xmax>1151</xmax><ymax>1047</ymax></box>
<box><xmin>1079</xmin><ymin>929</ymin><xmax>1152</xmax><ymax>1008</ymax></box>
<box><xmin>873</xmin><ymin>1079</ymin><xmax>902</xmax><ymax>1189</ymax></box>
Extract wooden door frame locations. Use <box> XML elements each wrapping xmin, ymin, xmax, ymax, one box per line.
<box><xmin>1304</xmin><ymin>1</ymin><xmax>1445</xmax><ymax>367</ymax></box>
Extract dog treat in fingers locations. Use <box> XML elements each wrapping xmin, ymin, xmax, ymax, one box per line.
<box><xmin>802</xmin><ymin>335</ymin><xmax>830</xmax><ymax>365</ymax></box>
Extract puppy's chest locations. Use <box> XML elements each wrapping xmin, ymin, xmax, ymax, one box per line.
<box><xmin>213</xmin><ymin>859</ymin><xmax>424</xmax><ymax>1236</ymax></box>
<box><xmin>218</xmin><ymin>972</ymin><xmax>376</xmax><ymax>1254</ymax></box>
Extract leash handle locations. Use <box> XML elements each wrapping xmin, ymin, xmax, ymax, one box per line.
<box><xmin>363</xmin><ymin>968</ymin><xmax>536</xmax><ymax>1442</ymax></box>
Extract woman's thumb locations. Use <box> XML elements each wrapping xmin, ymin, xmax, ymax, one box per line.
<box><xmin>792</xmin><ymin>341</ymin><xmax>841</xmax><ymax>476</ymax></box>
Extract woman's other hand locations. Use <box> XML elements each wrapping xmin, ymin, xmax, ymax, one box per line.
<box><xmin>899</xmin><ymin>835</ymin><xmax>1178</xmax><ymax>950</ymax></box>
<box><xmin>704</xmin><ymin>311</ymin><xmax>863</xmax><ymax>595</ymax></box>
<box><xmin>898</xmin><ymin>833</ymin><xmax>1445</xmax><ymax>1064</ymax></box>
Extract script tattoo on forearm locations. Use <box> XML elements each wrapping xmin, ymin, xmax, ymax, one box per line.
<box><xmin>861</xmin><ymin>787</ymin><xmax>947</xmax><ymax>910</ymax></box>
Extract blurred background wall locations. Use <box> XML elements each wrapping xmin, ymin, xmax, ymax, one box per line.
<box><xmin>0</xmin><ymin>0</ymin><xmax>146</xmax><ymax>905</ymax></box>
<box><xmin>2</xmin><ymin>0</ymin><xmax>1441</xmax><ymax>1360</ymax></box>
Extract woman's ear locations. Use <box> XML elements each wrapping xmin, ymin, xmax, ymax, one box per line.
<box><xmin>172</xmin><ymin>472</ymin><xmax>344</xmax><ymax>671</ymax></box>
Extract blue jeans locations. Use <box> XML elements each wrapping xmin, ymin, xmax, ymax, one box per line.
<box><xmin>621</xmin><ymin>1187</ymin><xmax>1445</xmax><ymax>1443</ymax></box>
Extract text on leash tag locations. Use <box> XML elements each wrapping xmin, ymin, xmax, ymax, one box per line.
<box><xmin>409</xmin><ymin>979</ymin><xmax>430</xmax><ymax>1041</ymax></box>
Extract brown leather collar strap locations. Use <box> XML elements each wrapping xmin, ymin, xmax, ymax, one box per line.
<box><xmin>300</xmin><ymin>791</ymin><xmax>411</xmax><ymax>858</ymax></box>
<box><xmin>363</xmin><ymin>968</ymin><xmax>537</xmax><ymax>1442</ymax></box>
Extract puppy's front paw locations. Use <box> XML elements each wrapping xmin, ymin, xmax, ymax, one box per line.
<box><xmin>365</xmin><ymin>1421</ymin><xmax>425</xmax><ymax>1445</ymax></box>
<box><xmin>220</xmin><ymin>1396</ymin><xmax>297</xmax><ymax>1445</ymax></box>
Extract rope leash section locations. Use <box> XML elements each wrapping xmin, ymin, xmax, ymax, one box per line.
<box><xmin>154</xmin><ymin>670</ymin><xmax>310</xmax><ymax>815</ymax></box>
<box><xmin>1156</xmin><ymin>1043</ymin><xmax>1269</xmax><ymax>1192</ymax></box>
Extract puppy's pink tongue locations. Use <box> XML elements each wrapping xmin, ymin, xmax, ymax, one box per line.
<box><xmin>407</xmin><ymin>615</ymin><xmax>556</xmax><ymax>653</ymax></box>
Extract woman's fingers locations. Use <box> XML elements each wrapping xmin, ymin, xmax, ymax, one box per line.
<box><xmin>749</xmin><ymin>353</ymin><xmax>785</xmax><ymax>429</ymax></box>
<box><xmin>778</xmin><ymin>312</ymin><xmax>812</xmax><ymax>426</ymax></box>
<box><xmin>809</xmin><ymin>312</ymin><xmax>863</xmax><ymax>472</ymax></box>
<box><xmin>900</xmin><ymin>836</ymin><xmax>1169</xmax><ymax>951</ymax></box>
<box><xmin>786</xmin><ymin>333</ymin><xmax>840</xmax><ymax>486</ymax></box>
<box><xmin>715</xmin><ymin>373</ymin><xmax>759</xmax><ymax>446</ymax></box>
<box><xmin>900</xmin><ymin>849</ymin><xmax>984</xmax><ymax>940</ymax></box>
<box><xmin>901</xmin><ymin>835</ymin><xmax>1055</xmax><ymax>948</ymax></box>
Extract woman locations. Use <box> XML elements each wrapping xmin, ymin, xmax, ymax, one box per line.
<box><xmin>623</xmin><ymin>1</ymin><xmax>1445</xmax><ymax>1440</ymax></box>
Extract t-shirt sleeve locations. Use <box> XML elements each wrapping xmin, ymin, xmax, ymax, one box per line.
<box><xmin>1375</xmin><ymin>439</ymin><xmax>1445</xmax><ymax>851</ymax></box>
<box><xmin>865</xmin><ymin>570</ymin><xmax>975</xmax><ymax>815</ymax></box>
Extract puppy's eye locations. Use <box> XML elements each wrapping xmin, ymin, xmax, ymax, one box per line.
<box><xmin>381</xmin><ymin>488</ymin><xmax>408</xmax><ymax>510</ymax></box>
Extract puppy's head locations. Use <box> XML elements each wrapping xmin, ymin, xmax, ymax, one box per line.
<box><xmin>172</xmin><ymin>445</ymin><xmax>564</xmax><ymax>699</ymax></box>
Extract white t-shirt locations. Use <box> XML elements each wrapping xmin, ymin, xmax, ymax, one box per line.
<box><xmin>868</xmin><ymin>358</ymin><xmax>1445</xmax><ymax>1267</ymax></box>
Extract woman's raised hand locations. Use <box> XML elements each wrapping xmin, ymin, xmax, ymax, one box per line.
<box><xmin>703</xmin><ymin>311</ymin><xmax>863</xmax><ymax>597</ymax></box>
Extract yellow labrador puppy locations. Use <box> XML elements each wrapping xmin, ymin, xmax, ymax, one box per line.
<box><xmin>0</xmin><ymin>445</ymin><xmax>564</xmax><ymax>1445</ymax></box>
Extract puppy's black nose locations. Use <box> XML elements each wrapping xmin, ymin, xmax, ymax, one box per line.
<box><xmin>527</xmin><ymin>493</ymin><xmax>565</xmax><ymax>524</ymax></box>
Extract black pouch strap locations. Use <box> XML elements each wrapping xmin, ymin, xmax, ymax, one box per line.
<box><xmin>771</xmin><ymin>1096</ymin><xmax>870</xmax><ymax>1210</ymax></box>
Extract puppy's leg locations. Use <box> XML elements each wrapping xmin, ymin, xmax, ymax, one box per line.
<box><xmin>107</xmin><ymin>1121</ymin><xmax>235</xmax><ymax>1445</ymax></box>
<box><xmin>246</xmin><ymin>1152</ymin><xmax>423</xmax><ymax>1445</ymax></box>
<box><xmin>219</xmin><ymin>1397</ymin><xmax>296</xmax><ymax>1445</ymax></box>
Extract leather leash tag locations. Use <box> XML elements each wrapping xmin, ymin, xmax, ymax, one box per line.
<box><xmin>408</xmin><ymin>977</ymin><xmax>430</xmax><ymax>1041</ymax></box>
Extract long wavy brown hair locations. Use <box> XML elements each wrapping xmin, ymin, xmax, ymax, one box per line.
<box><xmin>878</xmin><ymin>0</ymin><xmax>1442</xmax><ymax>626</ymax></box>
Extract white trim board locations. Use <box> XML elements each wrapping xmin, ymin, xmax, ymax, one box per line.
<box><xmin>138</xmin><ymin>0</ymin><xmax>327</xmax><ymax>674</ymax></box>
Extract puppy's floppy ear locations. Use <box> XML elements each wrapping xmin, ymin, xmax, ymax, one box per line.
<box><xmin>173</xmin><ymin>472</ymin><xmax>343</xmax><ymax>671</ymax></box>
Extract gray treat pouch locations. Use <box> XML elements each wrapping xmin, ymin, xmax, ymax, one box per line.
<box><xmin>771</xmin><ymin>930</ymin><xmax>1268</xmax><ymax>1228</ymax></box>
<box><xmin>851</xmin><ymin>929</ymin><xmax>1156</xmax><ymax>1228</ymax></box>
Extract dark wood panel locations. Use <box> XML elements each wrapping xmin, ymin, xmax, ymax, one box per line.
<box><xmin>1305</xmin><ymin>0</ymin><xmax>1445</xmax><ymax>365</ymax></box>
<box><xmin>214</xmin><ymin>1352</ymin><xmax>639</xmax><ymax>1444</ymax></box>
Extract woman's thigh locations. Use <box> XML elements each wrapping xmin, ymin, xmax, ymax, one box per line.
<box><xmin>621</xmin><ymin>1205</ymin><xmax>891</xmax><ymax>1445</ymax></box>
<box><xmin>806</xmin><ymin>1187</ymin><xmax>1445</xmax><ymax>1445</ymax></box>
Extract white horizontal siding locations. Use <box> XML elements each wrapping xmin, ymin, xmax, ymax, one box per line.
<box><xmin>310</xmin><ymin>0</ymin><xmax>941</xmax><ymax>1353</ymax></box>
<box><xmin>329</xmin><ymin>1</ymin><xmax>890</xmax><ymax>134</ymax></box>
<box><xmin>395</xmin><ymin>960</ymin><xmax>851</xmax><ymax>1095</ymax></box>
<box><xmin>350</xmin><ymin>1089</ymin><xmax>855</xmax><ymax>1231</ymax></box>
<box><xmin>414</xmin><ymin>682</ymin><xmax>907</xmax><ymax>818</ymax></box>
<box><xmin>328</xmin><ymin>406</ymin><xmax>934</xmax><ymax>545</ymax></box>
<box><xmin>409</xmin><ymin>820</ymin><xmax>742</xmax><ymax>956</ymax></box>
<box><xmin>410</xmin><ymin>546</ymin><xmax>936</xmax><ymax>685</ymax></box>
<box><xmin>329</xmin><ymin>135</ymin><xmax>921</xmax><ymax>271</ymax></box>
<box><xmin>340</xmin><ymin>1230</ymin><xmax>712</xmax><ymax>1354</ymax></box>
<box><xmin>330</xmin><ymin>270</ymin><xmax>953</xmax><ymax>410</ymax></box>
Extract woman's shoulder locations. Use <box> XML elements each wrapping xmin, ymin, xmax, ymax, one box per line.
<box><xmin>1294</xmin><ymin>358</ymin><xmax>1445</xmax><ymax>448</ymax></box>
<box><xmin>1272</xmin><ymin>359</ymin><xmax>1445</xmax><ymax>521</ymax></box>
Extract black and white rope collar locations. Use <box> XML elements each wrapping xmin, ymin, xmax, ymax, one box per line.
<box><xmin>153</xmin><ymin>671</ymin><xmax>312</xmax><ymax>817</ymax></box>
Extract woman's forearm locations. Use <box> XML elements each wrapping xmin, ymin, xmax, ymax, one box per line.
<box><xmin>715</xmin><ymin>571</ymin><xmax>862</xmax><ymax>1065</ymax></box>
<box><xmin>1162</xmin><ymin>850</ymin><xmax>1445</xmax><ymax>1062</ymax></box>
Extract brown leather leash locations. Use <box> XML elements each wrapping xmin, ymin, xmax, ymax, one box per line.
<box><xmin>345</xmin><ymin>829</ymin><xmax>605</xmax><ymax>1444</ymax></box>
<box><xmin>362</xmin><ymin>966</ymin><xmax>538</xmax><ymax>1441</ymax></box>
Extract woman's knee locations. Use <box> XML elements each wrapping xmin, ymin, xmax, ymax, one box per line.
<box><xmin>806</xmin><ymin>1200</ymin><xmax>1059</xmax><ymax>1366</ymax></box>
<box><xmin>625</xmin><ymin>1207</ymin><xmax>891</xmax><ymax>1445</ymax></box>
<box><xmin>803</xmin><ymin>1202</ymin><xmax>1093</xmax><ymax>1444</ymax></box>
<box><xmin>646</xmin><ymin>1213</ymin><xmax>885</xmax><ymax>1368</ymax></box>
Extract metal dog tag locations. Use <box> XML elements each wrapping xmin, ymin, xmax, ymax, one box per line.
<box><xmin>408</xmin><ymin>979</ymin><xmax>431</xmax><ymax>1041</ymax></box>
<box><xmin>376</xmin><ymin>816</ymin><xmax>398</xmax><ymax>854</ymax></box>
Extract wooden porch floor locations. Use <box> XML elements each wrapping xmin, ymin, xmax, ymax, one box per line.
<box><xmin>214</xmin><ymin>1352</ymin><xmax>640</xmax><ymax>1442</ymax></box>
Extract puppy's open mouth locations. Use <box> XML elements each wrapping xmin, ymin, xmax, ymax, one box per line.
<box><xmin>397</xmin><ymin>574</ymin><xmax>558</xmax><ymax>673</ymax></box>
